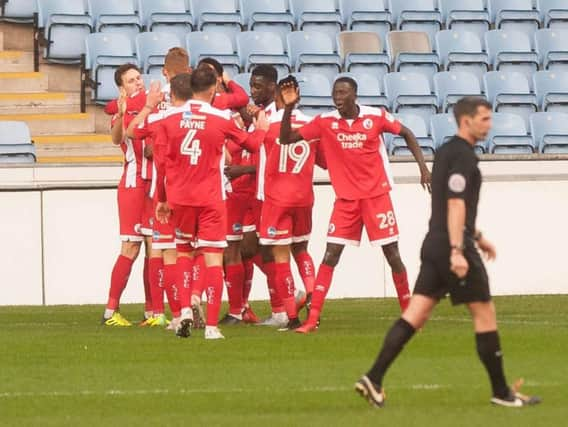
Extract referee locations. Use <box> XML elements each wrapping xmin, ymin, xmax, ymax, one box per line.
<box><xmin>355</xmin><ymin>97</ymin><xmax>541</xmax><ymax>408</ymax></box>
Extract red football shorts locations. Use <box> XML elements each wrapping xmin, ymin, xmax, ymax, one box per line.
<box><xmin>140</xmin><ymin>181</ymin><xmax>154</xmax><ymax>237</ymax></box>
<box><xmin>243</xmin><ymin>197</ymin><xmax>262</xmax><ymax>234</ymax></box>
<box><xmin>259</xmin><ymin>200</ymin><xmax>312</xmax><ymax>245</ymax></box>
<box><xmin>225</xmin><ymin>192</ymin><xmax>251</xmax><ymax>241</ymax></box>
<box><xmin>171</xmin><ymin>202</ymin><xmax>228</xmax><ymax>249</ymax></box>
<box><xmin>117</xmin><ymin>186</ymin><xmax>145</xmax><ymax>242</ymax></box>
<box><xmin>327</xmin><ymin>193</ymin><xmax>399</xmax><ymax>247</ymax></box>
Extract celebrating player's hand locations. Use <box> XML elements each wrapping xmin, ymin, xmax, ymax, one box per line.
<box><xmin>117</xmin><ymin>87</ymin><xmax>127</xmax><ymax>117</ymax></box>
<box><xmin>254</xmin><ymin>110</ymin><xmax>269</xmax><ymax>131</ymax></box>
<box><xmin>280</xmin><ymin>80</ymin><xmax>299</xmax><ymax>107</ymax></box>
<box><xmin>146</xmin><ymin>80</ymin><xmax>162</xmax><ymax>109</ymax></box>
<box><xmin>155</xmin><ymin>202</ymin><xmax>171</xmax><ymax>224</ymax></box>
<box><xmin>246</xmin><ymin>104</ymin><xmax>261</xmax><ymax>119</ymax></box>
<box><xmin>477</xmin><ymin>237</ymin><xmax>497</xmax><ymax>261</ymax></box>
<box><xmin>222</xmin><ymin>71</ymin><xmax>232</xmax><ymax>86</ymax></box>
<box><xmin>225</xmin><ymin>165</ymin><xmax>249</xmax><ymax>180</ymax></box>
<box><xmin>450</xmin><ymin>251</ymin><xmax>469</xmax><ymax>279</ymax></box>
<box><xmin>421</xmin><ymin>167</ymin><xmax>432</xmax><ymax>193</ymax></box>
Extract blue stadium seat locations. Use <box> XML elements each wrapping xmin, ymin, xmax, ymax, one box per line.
<box><xmin>388</xmin><ymin>0</ymin><xmax>442</xmax><ymax>46</ymax></box>
<box><xmin>436</xmin><ymin>30</ymin><xmax>489</xmax><ymax>84</ymax></box>
<box><xmin>538</xmin><ymin>0</ymin><xmax>568</xmax><ymax>29</ymax></box>
<box><xmin>293</xmin><ymin>72</ymin><xmax>334</xmax><ymax>116</ymax></box>
<box><xmin>387</xmin><ymin>31</ymin><xmax>440</xmax><ymax>86</ymax></box>
<box><xmin>339</xmin><ymin>0</ymin><xmax>392</xmax><ymax>43</ymax></box>
<box><xmin>85</xmin><ymin>33</ymin><xmax>137</xmax><ymax>102</ymax></box>
<box><xmin>1</xmin><ymin>0</ymin><xmax>37</xmax><ymax>23</ymax></box>
<box><xmin>186</xmin><ymin>31</ymin><xmax>240</xmax><ymax>75</ymax></box>
<box><xmin>90</xmin><ymin>0</ymin><xmax>141</xmax><ymax>39</ymax></box>
<box><xmin>430</xmin><ymin>113</ymin><xmax>459</xmax><ymax>149</ymax></box>
<box><xmin>434</xmin><ymin>71</ymin><xmax>483</xmax><ymax>112</ymax></box>
<box><xmin>486</xmin><ymin>112</ymin><xmax>535</xmax><ymax>154</ymax></box>
<box><xmin>533</xmin><ymin>70</ymin><xmax>568</xmax><ymax>113</ymax></box>
<box><xmin>439</xmin><ymin>0</ymin><xmax>490</xmax><ymax>42</ymax></box>
<box><xmin>37</xmin><ymin>0</ymin><xmax>93</xmax><ymax>63</ymax></box>
<box><xmin>530</xmin><ymin>112</ymin><xmax>568</xmax><ymax>153</ymax></box>
<box><xmin>290</xmin><ymin>0</ymin><xmax>342</xmax><ymax>40</ymax></box>
<box><xmin>0</xmin><ymin>121</ymin><xmax>36</xmax><ymax>163</ymax></box>
<box><xmin>239</xmin><ymin>0</ymin><xmax>294</xmax><ymax>45</ymax></box>
<box><xmin>136</xmin><ymin>32</ymin><xmax>182</xmax><ymax>75</ymax></box>
<box><xmin>485</xmin><ymin>29</ymin><xmax>539</xmax><ymax>85</ymax></box>
<box><xmin>336</xmin><ymin>31</ymin><xmax>390</xmax><ymax>83</ymax></box>
<box><xmin>384</xmin><ymin>72</ymin><xmax>438</xmax><ymax>124</ymax></box>
<box><xmin>237</xmin><ymin>31</ymin><xmax>290</xmax><ymax>75</ymax></box>
<box><xmin>483</xmin><ymin>71</ymin><xmax>537</xmax><ymax>127</ymax></box>
<box><xmin>287</xmin><ymin>31</ymin><xmax>341</xmax><ymax>84</ymax></box>
<box><xmin>191</xmin><ymin>0</ymin><xmax>243</xmax><ymax>41</ymax></box>
<box><xmin>232</xmin><ymin>72</ymin><xmax>252</xmax><ymax>96</ymax></box>
<box><xmin>535</xmin><ymin>29</ymin><xmax>568</xmax><ymax>72</ymax></box>
<box><xmin>389</xmin><ymin>113</ymin><xmax>435</xmax><ymax>156</ymax></box>
<box><xmin>335</xmin><ymin>71</ymin><xmax>387</xmax><ymax>108</ymax></box>
<box><xmin>488</xmin><ymin>0</ymin><xmax>541</xmax><ymax>37</ymax></box>
<box><xmin>137</xmin><ymin>0</ymin><xmax>193</xmax><ymax>41</ymax></box>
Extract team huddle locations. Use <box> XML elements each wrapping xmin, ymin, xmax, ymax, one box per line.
<box><xmin>100</xmin><ymin>46</ymin><xmax>430</xmax><ymax>340</ymax></box>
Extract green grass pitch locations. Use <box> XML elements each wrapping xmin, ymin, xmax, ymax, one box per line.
<box><xmin>1</xmin><ymin>296</ymin><xmax>566</xmax><ymax>426</ymax></box>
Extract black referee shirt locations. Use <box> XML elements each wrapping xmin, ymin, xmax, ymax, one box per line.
<box><xmin>428</xmin><ymin>136</ymin><xmax>481</xmax><ymax>237</ymax></box>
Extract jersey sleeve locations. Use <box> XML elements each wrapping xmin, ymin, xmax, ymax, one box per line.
<box><xmin>379</xmin><ymin>110</ymin><xmax>402</xmax><ymax>135</ymax></box>
<box><xmin>105</xmin><ymin>99</ymin><xmax>118</xmax><ymax>116</ymax></box>
<box><xmin>298</xmin><ymin>115</ymin><xmax>322</xmax><ymax>142</ymax></box>
<box><xmin>314</xmin><ymin>142</ymin><xmax>328</xmax><ymax>170</ymax></box>
<box><xmin>447</xmin><ymin>149</ymin><xmax>477</xmax><ymax>200</ymax></box>
<box><xmin>132</xmin><ymin>119</ymin><xmax>151</xmax><ymax>140</ymax></box>
<box><xmin>224</xmin><ymin>117</ymin><xmax>266</xmax><ymax>153</ymax></box>
<box><xmin>153</xmin><ymin>123</ymin><xmax>168</xmax><ymax>202</ymax></box>
<box><xmin>223</xmin><ymin>81</ymin><xmax>250</xmax><ymax>110</ymax></box>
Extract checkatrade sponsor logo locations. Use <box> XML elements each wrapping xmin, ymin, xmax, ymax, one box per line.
<box><xmin>337</xmin><ymin>132</ymin><xmax>367</xmax><ymax>149</ymax></box>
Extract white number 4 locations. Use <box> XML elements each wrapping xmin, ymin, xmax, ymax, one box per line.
<box><xmin>180</xmin><ymin>129</ymin><xmax>202</xmax><ymax>165</ymax></box>
<box><xmin>377</xmin><ymin>211</ymin><xmax>396</xmax><ymax>229</ymax></box>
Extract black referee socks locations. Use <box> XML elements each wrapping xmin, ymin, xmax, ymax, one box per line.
<box><xmin>475</xmin><ymin>331</ymin><xmax>510</xmax><ymax>399</ymax></box>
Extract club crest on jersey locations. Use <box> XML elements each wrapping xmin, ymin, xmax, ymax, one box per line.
<box><xmin>153</xmin><ymin>230</ymin><xmax>161</xmax><ymax>240</ymax></box>
<box><xmin>182</xmin><ymin>111</ymin><xmax>192</xmax><ymax>119</ymax></box>
<box><xmin>363</xmin><ymin>118</ymin><xmax>373</xmax><ymax>129</ymax></box>
<box><xmin>332</xmin><ymin>122</ymin><xmax>339</xmax><ymax>130</ymax></box>
<box><xmin>233</xmin><ymin>223</ymin><xmax>243</xmax><ymax>233</ymax></box>
<box><xmin>267</xmin><ymin>227</ymin><xmax>277</xmax><ymax>238</ymax></box>
<box><xmin>328</xmin><ymin>223</ymin><xmax>336</xmax><ymax>234</ymax></box>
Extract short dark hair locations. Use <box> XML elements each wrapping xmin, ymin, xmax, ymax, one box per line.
<box><xmin>170</xmin><ymin>73</ymin><xmax>193</xmax><ymax>101</ymax></box>
<box><xmin>453</xmin><ymin>97</ymin><xmax>492</xmax><ymax>125</ymax></box>
<box><xmin>189</xmin><ymin>68</ymin><xmax>217</xmax><ymax>94</ymax></box>
<box><xmin>334</xmin><ymin>76</ymin><xmax>358</xmax><ymax>94</ymax></box>
<box><xmin>198</xmin><ymin>57</ymin><xmax>223</xmax><ymax>77</ymax></box>
<box><xmin>114</xmin><ymin>63</ymin><xmax>140</xmax><ymax>87</ymax></box>
<box><xmin>251</xmin><ymin>64</ymin><xmax>278</xmax><ymax>83</ymax></box>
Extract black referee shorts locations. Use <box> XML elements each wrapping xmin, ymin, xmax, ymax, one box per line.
<box><xmin>413</xmin><ymin>234</ymin><xmax>491</xmax><ymax>305</ymax></box>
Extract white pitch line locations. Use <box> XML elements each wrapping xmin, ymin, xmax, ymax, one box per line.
<box><xmin>373</xmin><ymin>316</ymin><xmax>568</xmax><ymax>327</ymax></box>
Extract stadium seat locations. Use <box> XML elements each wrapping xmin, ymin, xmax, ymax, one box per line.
<box><xmin>186</xmin><ymin>32</ymin><xmax>240</xmax><ymax>75</ymax></box>
<box><xmin>236</xmin><ymin>31</ymin><xmax>290</xmax><ymax>75</ymax></box>
<box><xmin>36</xmin><ymin>0</ymin><xmax>93</xmax><ymax>63</ymax></box>
<box><xmin>486</xmin><ymin>112</ymin><xmax>535</xmax><ymax>154</ymax></box>
<box><xmin>85</xmin><ymin>33</ymin><xmax>138</xmax><ymax>102</ymax></box>
<box><xmin>488</xmin><ymin>0</ymin><xmax>541</xmax><ymax>37</ymax></box>
<box><xmin>434</xmin><ymin>71</ymin><xmax>484</xmax><ymax>112</ymax></box>
<box><xmin>533</xmin><ymin>70</ymin><xmax>568</xmax><ymax>113</ymax></box>
<box><xmin>293</xmin><ymin>72</ymin><xmax>334</xmax><ymax>116</ymax></box>
<box><xmin>430</xmin><ymin>113</ymin><xmax>459</xmax><ymax>149</ymax></box>
<box><xmin>485</xmin><ymin>29</ymin><xmax>539</xmax><ymax>85</ymax></box>
<box><xmin>1</xmin><ymin>0</ymin><xmax>36</xmax><ymax>23</ymax></box>
<box><xmin>290</xmin><ymin>0</ymin><xmax>342</xmax><ymax>40</ymax></box>
<box><xmin>335</xmin><ymin>72</ymin><xmax>387</xmax><ymax>108</ymax></box>
<box><xmin>484</xmin><ymin>71</ymin><xmax>537</xmax><ymax>127</ymax></box>
<box><xmin>136</xmin><ymin>32</ymin><xmax>182</xmax><ymax>75</ymax></box>
<box><xmin>384</xmin><ymin>72</ymin><xmax>438</xmax><ymax>124</ymax></box>
<box><xmin>141</xmin><ymin>73</ymin><xmax>167</xmax><ymax>90</ymax></box>
<box><xmin>535</xmin><ymin>29</ymin><xmax>568</xmax><ymax>72</ymax></box>
<box><xmin>389</xmin><ymin>113</ymin><xmax>435</xmax><ymax>156</ymax></box>
<box><xmin>287</xmin><ymin>31</ymin><xmax>341</xmax><ymax>84</ymax></box>
<box><xmin>191</xmin><ymin>0</ymin><xmax>243</xmax><ymax>41</ymax></box>
<box><xmin>137</xmin><ymin>0</ymin><xmax>193</xmax><ymax>41</ymax></box>
<box><xmin>336</xmin><ymin>31</ymin><xmax>390</xmax><ymax>82</ymax></box>
<box><xmin>439</xmin><ymin>0</ymin><xmax>490</xmax><ymax>42</ymax></box>
<box><xmin>339</xmin><ymin>0</ymin><xmax>392</xmax><ymax>43</ymax></box>
<box><xmin>538</xmin><ymin>0</ymin><xmax>568</xmax><ymax>29</ymax></box>
<box><xmin>435</xmin><ymin>30</ymin><xmax>489</xmax><ymax>84</ymax></box>
<box><xmin>232</xmin><ymin>72</ymin><xmax>252</xmax><ymax>96</ymax></box>
<box><xmin>530</xmin><ymin>112</ymin><xmax>568</xmax><ymax>153</ymax></box>
<box><xmin>91</xmin><ymin>0</ymin><xmax>141</xmax><ymax>39</ymax></box>
<box><xmin>387</xmin><ymin>31</ymin><xmax>440</xmax><ymax>85</ymax></box>
<box><xmin>239</xmin><ymin>0</ymin><xmax>294</xmax><ymax>45</ymax></box>
<box><xmin>388</xmin><ymin>0</ymin><xmax>442</xmax><ymax>46</ymax></box>
<box><xmin>0</xmin><ymin>121</ymin><xmax>36</xmax><ymax>164</ymax></box>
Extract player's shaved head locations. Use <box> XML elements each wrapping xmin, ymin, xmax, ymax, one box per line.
<box><xmin>198</xmin><ymin>57</ymin><xmax>224</xmax><ymax>77</ymax></box>
<box><xmin>251</xmin><ymin>64</ymin><xmax>278</xmax><ymax>83</ymax></box>
<box><xmin>334</xmin><ymin>77</ymin><xmax>358</xmax><ymax>94</ymax></box>
<box><xmin>250</xmin><ymin>65</ymin><xmax>277</xmax><ymax>106</ymax></box>
<box><xmin>190</xmin><ymin>68</ymin><xmax>217</xmax><ymax>94</ymax></box>
<box><xmin>170</xmin><ymin>73</ymin><xmax>193</xmax><ymax>101</ymax></box>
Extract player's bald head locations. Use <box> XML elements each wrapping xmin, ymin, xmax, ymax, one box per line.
<box><xmin>333</xmin><ymin>77</ymin><xmax>358</xmax><ymax>95</ymax></box>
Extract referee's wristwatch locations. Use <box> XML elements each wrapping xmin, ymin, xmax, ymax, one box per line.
<box><xmin>450</xmin><ymin>244</ymin><xmax>464</xmax><ymax>254</ymax></box>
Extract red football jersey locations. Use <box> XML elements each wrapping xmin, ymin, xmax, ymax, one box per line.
<box><xmin>258</xmin><ymin>109</ymin><xmax>322</xmax><ymax>207</ymax></box>
<box><xmin>212</xmin><ymin>80</ymin><xmax>249</xmax><ymax>111</ymax></box>
<box><xmin>298</xmin><ymin>106</ymin><xmax>401</xmax><ymax>200</ymax></box>
<box><xmin>154</xmin><ymin>100</ymin><xmax>266</xmax><ymax>206</ymax></box>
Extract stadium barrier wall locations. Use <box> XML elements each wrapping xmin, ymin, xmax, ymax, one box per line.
<box><xmin>1</xmin><ymin>161</ymin><xmax>567</xmax><ymax>306</ymax></box>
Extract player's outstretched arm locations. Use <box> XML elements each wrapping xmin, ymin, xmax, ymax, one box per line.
<box><xmin>399</xmin><ymin>125</ymin><xmax>432</xmax><ymax>193</ymax></box>
<box><xmin>279</xmin><ymin>79</ymin><xmax>303</xmax><ymax>145</ymax></box>
<box><xmin>125</xmin><ymin>81</ymin><xmax>162</xmax><ymax>138</ymax></box>
<box><xmin>110</xmin><ymin>89</ymin><xmax>127</xmax><ymax>145</ymax></box>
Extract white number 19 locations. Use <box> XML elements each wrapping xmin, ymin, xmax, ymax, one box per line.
<box><xmin>278</xmin><ymin>139</ymin><xmax>309</xmax><ymax>174</ymax></box>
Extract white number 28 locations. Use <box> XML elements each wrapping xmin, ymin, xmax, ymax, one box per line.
<box><xmin>377</xmin><ymin>211</ymin><xmax>396</xmax><ymax>229</ymax></box>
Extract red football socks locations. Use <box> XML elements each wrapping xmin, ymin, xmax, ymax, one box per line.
<box><xmin>225</xmin><ymin>263</ymin><xmax>245</xmax><ymax>316</ymax></box>
<box><xmin>392</xmin><ymin>270</ymin><xmax>411</xmax><ymax>312</ymax></box>
<box><xmin>251</xmin><ymin>254</ymin><xmax>265</xmax><ymax>274</ymax></box>
<box><xmin>264</xmin><ymin>261</ymin><xmax>284</xmax><ymax>313</ymax></box>
<box><xmin>106</xmin><ymin>255</ymin><xmax>134</xmax><ymax>310</ymax></box>
<box><xmin>306</xmin><ymin>263</ymin><xmax>335</xmax><ymax>323</ymax></box>
<box><xmin>205</xmin><ymin>266</ymin><xmax>224</xmax><ymax>326</ymax></box>
<box><xmin>148</xmin><ymin>257</ymin><xmax>165</xmax><ymax>315</ymax></box>
<box><xmin>163</xmin><ymin>263</ymin><xmax>181</xmax><ymax>318</ymax></box>
<box><xmin>143</xmin><ymin>257</ymin><xmax>152</xmax><ymax>313</ymax></box>
<box><xmin>177</xmin><ymin>256</ymin><xmax>194</xmax><ymax>311</ymax></box>
<box><xmin>191</xmin><ymin>254</ymin><xmax>206</xmax><ymax>299</ymax></box>
<box><xmin>293</xmin><ymin>251</ymin><xmax>316</xmax><ymax>294</ymax></box>
<box><xmin>242</xmin><ymin>258</ymin><xmax>254</xmax><ymax>304</ymax></box>
<box><xmin>275</xmin><ymin>262</ymin><xmax>297</xmax><ymax>320</ymax></box>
